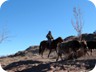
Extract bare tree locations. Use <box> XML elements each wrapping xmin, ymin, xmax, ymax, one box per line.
<box><xmin>0</xmin><ymin>25</ymin><xmax>9</xmax><ymax>43</ymax></box>
<box><xmin>71</xmin><ymin>7</ymin><xmax>84</xmax><ymax>40</ymax></box>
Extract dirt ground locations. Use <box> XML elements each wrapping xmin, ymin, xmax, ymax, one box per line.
<box><xmin>0</xmin><ymin>46</ymin><xmax>96</xmax><ymax>72</ymax></box>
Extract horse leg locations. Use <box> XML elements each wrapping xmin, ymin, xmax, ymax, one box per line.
<box><xmin>56</xmin><ymin>53</ymin><xmax>62</xmax><ymax>61</ymax></box>
<box><xmin>60</xmin><ymin>53</ymin><xmax>63</xmax><ymax>61</ymax></box>
<box><xmin>84</xmin><ymin>48</ymin><xmax>90</xmax><ymax>56</ymax></box>
<box><xmin>41</xmin><ymin>53</ymin><xmax>44</xmax><ymax>58</ymax></box>
<box><xmin>48</xmin><ymin>49</ymin><xmax>52</xmax><ymax>58</ymax></box>
<box><xmin>56</xmin><ymin>53</ymin><xmax>59</xmax><ymax>61</ymax></box>
<box><xmin>90</xmin><ymin>49</ymin><xmax>92</xmax><ymax>55</ymax></box>
<box><xmin>71</xmin><ymin>50</ymin><xmax>77</xmax><ymax>60</ymax></box>
<box><xmin>41</xmin><ymin>47</ymin><xmax>46</xmax><ymax>58</ymax></box>
<box><xmin>54</xmin><ymin>48</ymin><xmax>58</xmax><ymax>57</ymax></box>
<box><xmin>41</xmin><ymin>49</ymin><xmax>45</xmax><ymax>58</ymax></box>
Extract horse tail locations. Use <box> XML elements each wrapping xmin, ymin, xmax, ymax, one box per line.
<box><xmin>57</xmin><ymin>43</ymin><xmax>61</xmax><ymax>53</ymax></box>
<box><xmin>39</xmin><ymin>42</ymin><xmax>42</xmax><ymax>55</ymax></box>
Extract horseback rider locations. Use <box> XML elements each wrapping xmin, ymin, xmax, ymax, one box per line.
<box><xmin>46</xmin><ymin>31</ymin><xmax>54</xmax><ymax>47</ymax></box>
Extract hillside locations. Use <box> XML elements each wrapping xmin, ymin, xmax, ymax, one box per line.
<box><xmin>0</xmin><ymin>33</ymin><xmax>96</xmax><ymax>72</ymax></box>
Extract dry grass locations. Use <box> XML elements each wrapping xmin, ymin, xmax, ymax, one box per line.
<box><xmin>0</xmin><ymin>46</ymin><xmax>96</xmax><ymax>72</ymax></box>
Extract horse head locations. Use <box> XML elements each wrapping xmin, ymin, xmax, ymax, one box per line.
<box><xmin>56</xmin><ymin>37</ymin><xmax>63</xmax><ymax>43</ymax></box>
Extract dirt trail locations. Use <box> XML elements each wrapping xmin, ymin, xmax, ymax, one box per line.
<box><xmin>0</xmin><ymin>46</ymin><xmax>96</xmax><ymax>72</ymax></box>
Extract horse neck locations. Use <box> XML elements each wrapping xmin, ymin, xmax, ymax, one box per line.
<box><xmin>56</xmin><ymin>38</ymin><xmax>63</xmax><ymax>43</ymax></box>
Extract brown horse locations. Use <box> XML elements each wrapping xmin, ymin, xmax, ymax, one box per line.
<box><xmin>56</xmin><ymin>40</ymin><xmax>87</xmax><ymax>61</ymax></box>
<box><xmin>85</xmin><ymin>40</ymin><xmax>96</xmax><ymax>55</ymax></box>
<box><xmin>39</xmin><ymin>37</ymin><xmax>63</xmax><ymax>58</ymax></box>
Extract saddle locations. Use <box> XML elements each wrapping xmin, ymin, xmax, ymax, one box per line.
<box><xmin>47</xmin><ymin>39</ymin><xmax>53</xmax><ymax>48</ymax></box>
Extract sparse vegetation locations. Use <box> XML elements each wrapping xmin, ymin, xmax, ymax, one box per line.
<box><xmin>0</xmin><ymin>25</ymin><xmax>9</xmax><ymax>43</ymax></box>
<box><xmin>71</xmin><ymin>7</ymin><xmax>84</xmax><ymax>41</ymax></box>
<box><xmin>0</xmin><ymin>33</ymin><xmax>96</xmax><ymax>72</ymax></box>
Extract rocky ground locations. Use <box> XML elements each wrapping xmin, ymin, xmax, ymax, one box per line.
<box><xmin>0</xmin><ymin>46</ymin><xmax>96</xmax><ymax>72</ymax></box>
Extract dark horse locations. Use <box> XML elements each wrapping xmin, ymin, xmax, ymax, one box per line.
<box><xmin>85</xmin><ymin>40</ymin><xmax>96</xmax><ymax>55</ymax></box>
<box><xmin>39</xmin><ymin>37</ymin><xmax>63</xmax><ymax>58</ymax></box>
<box><xmin>56</xmin><ymin>40</ymin><xmax>87</xmax><ymax>61</ymax></box>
